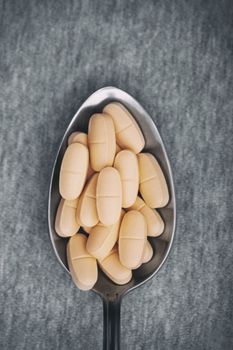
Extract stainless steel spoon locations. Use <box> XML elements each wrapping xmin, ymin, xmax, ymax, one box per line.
<box><xmin>48</xmin><ymin>86</ymin><xmax>176</xmax><ymax>350</ymax></box>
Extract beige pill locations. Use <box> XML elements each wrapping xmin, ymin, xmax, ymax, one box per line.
<box><xmin>76</xmin><ymin>173</ymin><xmax>99</xmax><ymax>227</ymax></box>
<box><xmin>103</xmin><ymin>102</ymin><xmax>145</xmax><ymax>154</ymax></box>
<box><xmin>114</xmin><ymin>150</ymin><xmax>139</xmax><ymax>208</ymax></box>
<box><xmin>59</xmin><ymin>143</ymin><xmax>89</xmax><ymax>200</ymax></box>
<box><xmin>98</xmin><ymin>247</ymin><xmax>132</xmax><ymax>285</ymax></box>
<box><xmin>55</xmin><ymin>198</ymin><xmax>80</xmax><ymax>237</ymax></box>
<box><xmin>68</xmin><ymin>132</ymin><xmax>94</xmax><ymax>180</ymax></box>
<box><xmin>87</xmin><ymin>210</ymin><xmax>124</xmax><ymax>260</ymax></box>
<box><xmin>88</xmin><ymin>113</ymin><xmax>116</xmax><ymax>171</ymax></box>
<box><xmin>68</xmin><ymin>132</ymin><xmax>88</xmax><ymax>146</ymax></box>
<box><xmin>142</xmin><ymin>240</ymin><xmax>153</xmax><ymax>263</ymax></box>
<box><xmin>67</xmin><ymin>233</ymin><xmax>98</xmax><ymax>291</ymax></box>
<box><xmin>138</xmin><ymin>153</ymin><xmax>169</xmax><ymax>208</ymax></box>
<box><xmin>96</xmin><ymin>167</ymin><xmax>122</xmax><ymax>225</ymax></box>
<box><xmin>129</xmin><ymin>196</ymin><xmax>164</xmax><ymax>237</ymax></box>
<box><xmin>119</xmin><ymin>210</ymin><xmax>147</xmax><ymax>269</ymax></box>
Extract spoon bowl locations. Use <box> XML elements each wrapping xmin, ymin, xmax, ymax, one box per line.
<box><xmin>48</xmin><ymin>86</ymin><xmax>176</xmax><ymax>350</ymax></box>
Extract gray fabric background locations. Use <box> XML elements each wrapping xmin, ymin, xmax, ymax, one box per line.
<box><xmin>0</xmin><ymin>0</ymin><xmax>233</xmax><ymax>349</ymax></box>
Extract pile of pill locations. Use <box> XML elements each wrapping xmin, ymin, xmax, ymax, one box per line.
<box><xmin>55</xmin><ymin>102</ymin><xmax>169</xmax><ymax>290</ymax></box>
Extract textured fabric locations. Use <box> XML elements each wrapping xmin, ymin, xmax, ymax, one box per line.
<box><xmin>0</xmin><ymin>0</ymin><xmax>233</xmax><ymax>349</ymax></box>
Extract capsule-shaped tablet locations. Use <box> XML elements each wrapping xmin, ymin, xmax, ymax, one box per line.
<box><xmin>129</xmin><ymin>196</ymin><xmax>164</xmax><ymax>237</ymax></box>
<box><xmin>138</xmin><ymin>153</ymin><xmax>169</xmax><ymax>208</ymax></box>
<box><xmin>55</xmin><ymin>198</ymin><xmax>80</xmax><ymax>237</ymax></box>
<box><xmin>76</xmin><ymin>173</ymin><xmax>99</xmax><ymax>227</ymax></box>
<box><xmin>67</xmin><ymin>233</ymin><xmax>98</xmax><ymax>290</ymax></box>
<box><xmin>98</xmin><ymin>247</ymin><xmax>132</xmax><ymax>285</ymax></box>
<box><xmin>68</xmin><ymin>132</ymin><xmax>94</xmax><ymax>180</ymax></box>
<box><xmin>114</xmin><ymin>150</ymin><xmax>139</xmax><ymax>208</ymax></box>
<box><xmin>68</xmin><ymin>132</ymin><xmax>88</xmax><ymax>146</ymax></box>
<box><xmin>96</xmin><ymin>167</ymin><xmax>122</xmax><ymax>225</ymax></box>
<box><xmin>119</xmin><ymin>210</ymin><xmax>147</xmax><ymax>269</ymax></box>
<box><xmin>142</xmin><ymin>240</ymin><xmax>153</xmax><ymax>263</ymax></box>
<box><xmin>59</xmin><ymin>143</ymin><xmax>89</xmax><ymax>200</ymax></box>
<box><xmin>87</xmin><ymin>210</ymin><xmax>124</xmax><ymax>260</ymax></box>
<box><xmin>88</xmin><ymin>113</ymin><xmax>116</xmax><ymax>171</ymax></box>
<box><xmin>103</xmin><ymin>102</ymin><xmax>145</xmax><ymax>154</ymax></box>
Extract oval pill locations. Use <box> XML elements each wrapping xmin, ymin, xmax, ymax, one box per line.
<box><xmin>68</xmin><ymin>132</ymin><xmax>94</xmax><ymax>180</ymax></box>
<box><xmin>103</xmin><ymin>102</ymin><xmax>145</xmax><ymax>154</ymax></box>
<box><xmin>142</xmin><ymin>240</ymin><xmax>153</xmax><ymax>263</ymax></box>
<box><xmin>55</xmin><ymin>198</ymin><xmax>80</xmax><ymax>237</ymax></box>
<box><xmin>76</xmin><ymin>173</ymin><xmax>99</xmax><ymax>227</ymax></box>
<box><xmin>129</xmin><ymin>196</ymin><xmax>164</xmax><ymax>237</ymax></box>
<box><xmin>67</xmin><ymin>233</ymin><xmax>98</xmax><ymax>291</ymax></box>
<box><xmin>88</xmin><ymin>113</ymin><xmax>116</xmax><ymax>171</ymax></box>
<box><xmin>114</xmin><ymin>150</ymin><xmax>139</xmax><ymax>208</ymax></box>
<box><xmin>86</xmin><ymin>210</ymin><xmax>124</xmax><ymax>260</ymax></box>
<box><xmin>119</xmin><ymin>210</ymin><xmax>147</xmax><ymax>269</ymax></box>
<box><xmin>68</xmin><ymin>131</ymin><xmax>88</xmax><ymax>146</ymax></box>
<box><xmin>98</xmin><ymin>247</ymin><xmax>132</xmax><ymax>285</ymax></box>
<box><xmin>96</xmin><ymin>167</ymin><xmax>122</xmax><ymax>225</ymax></box>
<box><xmin>138</xmin><ymin>153</ymin><xmax>169</xmax><ymax>208</ymax></box>
<box><xmin>59</xmin><ymin>143</ymin><xmax>89</xmax><ymax>200</ymax></box>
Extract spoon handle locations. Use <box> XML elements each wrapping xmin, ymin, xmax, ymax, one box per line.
<box><xmin>103</xmin><ymin>297</ymin><xmax>121</xmax><ymax>350</ymax></box>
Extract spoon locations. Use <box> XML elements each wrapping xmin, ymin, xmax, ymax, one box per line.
<box><xmin>48</xmin><ymin>86</ymin><xmax>176</xmax><ymax>350</ymax></box>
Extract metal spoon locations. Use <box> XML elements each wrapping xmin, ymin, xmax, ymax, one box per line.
<box><xmin>48</xmin><ymin>86</ymin><xmax>176</xmax><ymax>350</ymax></box>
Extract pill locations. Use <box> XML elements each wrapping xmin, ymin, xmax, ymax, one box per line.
<box><xmin>55</xmin><ymin>198</ymin><xmax>80</xmax><ymax>237</ymax></box>
<box><xmin>59</xmin><ymin>143</ymin><xmax>89</xmax><ymax>200</ymax></box>
<box><xmin>86</xmin><ymin>210</ymin><xmax>124</xmax><ymax>260</ymax></box>
<box><xmin>138</xmin><ymin>153</ymin><xmax>169</xmax><ymax>208</ymax></box>
<box><xmin>68</xmin><ymin>132</ymin><xmax>88</xmax><ymax>146</ymax></box>
<box><xmin>88</xmin><ymin>113</ymin><xmax>116</xmax><ymax>171</ymax></box>
<box><xmin>67</xmin><ymin>233</ymin><xmax>98</xmax><ymax>290</ymax></box>
<box><xmin>82</xmin><ymin>225</ymin><xmax>92</xmax><ymax>234</ymax></box>
<box><xmin>76</xmin><ymin>173</ymin><xmax>99</xmax><ymax>227</ymax></box>
<box><xmin>142</xmin><ymin>240</ymin><xmax>153</xmax><ymax>263</ymax></box>
<box><xmin>119</xmin><ymin>210</ymin><xmax>147</xmax><ymax>269</ymax></box>
<box><xmin>98</xmin><ymin>247</ymin><xmax>132</xmax><ymax>285</ymax></box>
<box><xmin>103</xmin><ymin>102</ymin><xmax>145</xmax><ymax>154</ymax></box>
<box><xmin>96</xmin><ymin>167</ymin><xmax>122</xmax><ymax>225</ymax></box>
<box><xmin>129</xmin><ymin>196</ymin><xmax>164</xmax><ymax>237</ymax></box>
<box><xmin>68</xmin><ymin>132</ymin><xmax>94</xmax><ymax>180</ymax></box>
<box><xmin>114</xmin><ymin>150</ymin><xmax>139</xmax><ymax>208</ymax></box>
